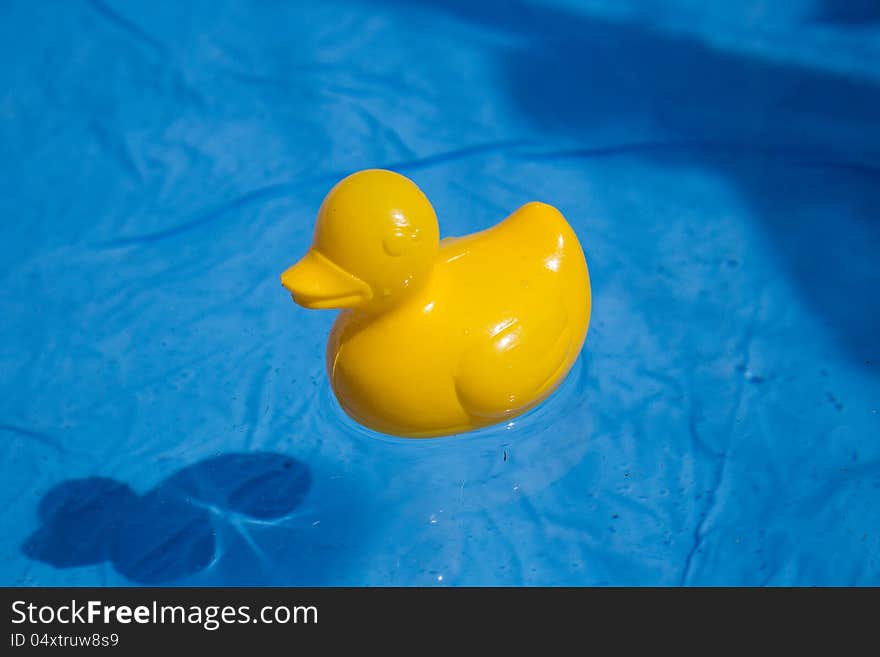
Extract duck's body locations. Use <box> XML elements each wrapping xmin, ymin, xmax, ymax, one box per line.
<box><xmin>282</xmin><ymin>171</ymin><xmax>591</xmax><ymax>438</ymax></box>
<box><xmin>327</xmin><ymin>202</ymin><xmax>590</xmax><ymax>437</ymax></box>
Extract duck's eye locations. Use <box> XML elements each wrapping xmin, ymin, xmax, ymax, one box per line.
<box><xmin>383</xmin><ymin>222</ymin><xmax>420</xmax><ymax>256</ymax></box>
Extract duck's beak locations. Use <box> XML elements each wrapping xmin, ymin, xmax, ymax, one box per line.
<box><xmin>281</xmin><ymin>250</ymin><xmax>372</xmax><ymax>309</ymax></box>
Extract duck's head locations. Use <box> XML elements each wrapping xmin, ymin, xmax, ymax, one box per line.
<box><xmin>281</xmin><ymin>169</ymin><xmax>440</xmax><ymax>313</ymax></box>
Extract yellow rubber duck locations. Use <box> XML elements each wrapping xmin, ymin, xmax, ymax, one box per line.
<box><xmin>281</xmin><ymin>169</ymin><xmax>591</xmax><ymax>438</ymax></box>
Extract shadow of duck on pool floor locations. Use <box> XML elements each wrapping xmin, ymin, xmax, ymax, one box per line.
<box><xmin>22</xmin><ymin>452</ymin><xmax>312</xmax><ymax>584</ymax></box>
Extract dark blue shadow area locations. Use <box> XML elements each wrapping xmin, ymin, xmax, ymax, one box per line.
<box><xmin>23</xmin><ymin>453</ymin><xmax>311</xmax><ymax>584</ymax></box>
<box><xmin>378</xmin><ymin>0</ymin><xmax>880</xmax><ymax>366</ymax></box>
<box><xmin>813</xmin><ymin>0</ymin><xmax>880</xmax><ymax>26</ymax></box>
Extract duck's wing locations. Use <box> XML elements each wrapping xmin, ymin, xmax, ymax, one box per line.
<box><xmin>454</xmin><ymin>295</ymin><xmax>573</xmax><ymax>420</ymax></box>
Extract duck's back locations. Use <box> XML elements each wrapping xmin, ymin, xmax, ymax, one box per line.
<box><xmin>438</xmin><ymin>201</ymin><xmax>590</xmax><ymax>334</ymax></box>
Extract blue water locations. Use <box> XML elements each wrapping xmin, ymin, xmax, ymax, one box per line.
<box><xmin>1</xmin><ymin>0</ymin><xmax>879</xmax><ymax>586</ymax></box>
